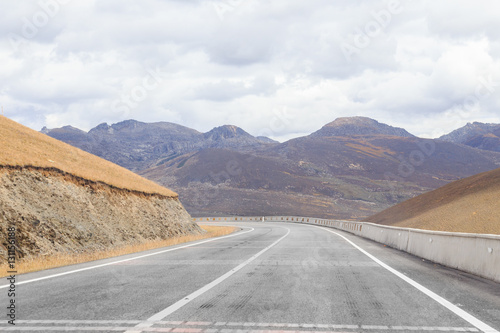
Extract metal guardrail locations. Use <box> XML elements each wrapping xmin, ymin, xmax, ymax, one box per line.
<box><xmin>193</xmin><ymin>216</ymin><xmax>500</xmax><ymax>283</ymax></box>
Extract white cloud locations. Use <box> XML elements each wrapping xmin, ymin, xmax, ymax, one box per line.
<box><xmin>1</xmin><ymin>0</ymin><xmax>500</xmax><ymax>140</ymax></box>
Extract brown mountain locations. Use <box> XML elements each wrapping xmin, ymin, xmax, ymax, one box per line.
<box><xmin>139</xmin><ymin>117</ymin><xmax>500</xmax><ymax>219</ymax></box>
<box><xmin>366</xmin><ymin>167</ymin><xmax>500</xmax><ymax>234</ymax></box>
<box><xmin>43</xmin><ymin>117</ymin><xmax>500</xmax><ymax>220</ymax></box>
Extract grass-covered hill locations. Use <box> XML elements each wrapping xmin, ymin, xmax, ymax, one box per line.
<box><xmin>367</xmin><ymin>167</ymin><xmax>500</xmax><ymax>234</ymax></box>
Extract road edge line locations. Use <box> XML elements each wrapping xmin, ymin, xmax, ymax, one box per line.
<box><xmin>316</xmin><ymin>226</ymin><xmax>498</xmax><ymax>333</ymax></box>
<box><xmin>0</xmin><ymin>227</ymin><xmax>254</xmax><ymax>289</ymax></box>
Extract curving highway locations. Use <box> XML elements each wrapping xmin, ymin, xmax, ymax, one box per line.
<box><xmin>1</xmin><ymin>222</ymin><xmax>499</xmax><ymax>333</ymax></box>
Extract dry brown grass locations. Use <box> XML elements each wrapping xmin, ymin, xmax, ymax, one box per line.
<box><xmin>0</xmin><ymin>225</ymin><xmax>236</xmax><ymax>277</ymax></box>
<box><xmin>0</xmin><ymin>116</ymin><xmax>176</xmax><ymax>197</ymax></box>
<box><xmin>367</xmin><ymin>167</ymin><xmax>500</xmax><ymax>234</ymax></box>
<box><xmin>345</xmin><ymin>140</ymin><xmax>396</xmax><ymax>159</ymax></box>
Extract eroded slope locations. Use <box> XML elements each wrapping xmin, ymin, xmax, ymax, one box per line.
<box><xmin>0</xmin><ymin>116</ymin><xmax>200</xmax><ymax>263</ymax></box>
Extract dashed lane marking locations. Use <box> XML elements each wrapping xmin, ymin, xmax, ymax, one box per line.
<box><xmin>125</xmin><ymin>227</ymin><xmax>292</xmax><ymax>333</ymax></box>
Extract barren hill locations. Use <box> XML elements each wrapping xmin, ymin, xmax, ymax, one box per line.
<box><xmin>0</xmin><ymin>116</ymin><xmax>200</xmax><ymax>263</ymax></box>
<box><xmin>366</xmin><ymin>167</ymin><xmax>500</xmax><ymax>234</ymax></box>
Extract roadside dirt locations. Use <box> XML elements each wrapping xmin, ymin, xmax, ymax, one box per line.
<box><xmin>0</xmin><ymin>167</ymin><xmax>201</xmax><ymax>262</ymax></box>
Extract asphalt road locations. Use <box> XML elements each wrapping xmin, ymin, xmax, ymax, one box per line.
<box><xmin>1</xmin><ymin>222</ymin><xmax>499</xmax><ymax>333</ymax></box>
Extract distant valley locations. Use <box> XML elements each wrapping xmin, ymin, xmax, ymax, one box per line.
<box><xmin>43</xmin><ymin>117</ymin><xmax>500</xmax><ymax>220</ymax></box>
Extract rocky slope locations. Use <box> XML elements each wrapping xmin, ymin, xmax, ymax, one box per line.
<box><xmin>0</xmin><ymin>167</ymin><xmax>197</xmax><ymax>260</ymax></box>
<box><xmin>0</xmin><ymin>116</ymin><xmax>200</xmax><ymax>263</ymax></box>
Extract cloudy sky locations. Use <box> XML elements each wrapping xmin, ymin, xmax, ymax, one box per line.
<box><xmin>1</xmin><ymin>0</ymin><xmax>500</xmax><ymax>141</ymax></box>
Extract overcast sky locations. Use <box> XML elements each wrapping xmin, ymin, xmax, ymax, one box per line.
<box><xmin>1</xmin><ymin>0</ymin><xmax>500</xmax><ymax>141</ymax></box>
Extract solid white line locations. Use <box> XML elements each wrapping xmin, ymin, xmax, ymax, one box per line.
<box><xmin>0</xmin><ymin>324</ymin><xmax>481</xmax><ymax>332</ymax></box>
<box><xmin>0</xmin><ymin>227</ymin><xmax>254</xmax><ymax>289</ymax></box>
<box><xmin>127</xmin><ymin>227</ymin><xmax>291</xmax><ymax>333</ymax></box>
<box><xmin>317</xmin><ymin>226</ymin><xmax>499</xmax><ymax>333</ymax></box>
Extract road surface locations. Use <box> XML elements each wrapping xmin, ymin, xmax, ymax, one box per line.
<box><xmin>1</xmin><ymin>222</ymin><xmax>499</xmax><ymax>332</ymax></box>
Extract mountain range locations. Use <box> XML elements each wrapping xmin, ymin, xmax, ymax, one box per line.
<box><xmin>42</xmin><ymin>117</ymin><xmax>500</xmax><ymax>219</ymax></box>
<box><xmin>42</xmin><ymin>121</ymin><xmax>274</xmax><ymax>172</ymax></box>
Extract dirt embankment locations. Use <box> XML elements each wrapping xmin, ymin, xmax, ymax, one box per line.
<box><xmin>0</xmin><ymin>166</ymin><xmax>202</xmax><ymax>261</ymax></box>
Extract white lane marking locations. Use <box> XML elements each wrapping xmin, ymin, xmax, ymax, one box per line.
<box><xmin>0</xmin><ymin>328</ymin><xmax>132</xmax><ymax>332</ymax></box>
<box><xmin>0</xmin><ymin>227</ymin><xmax>254</xmax><ymax>289</ymax></box>
<box><xmin>126</xmin><ymin>227</ymin><xmax>291</xmax><ymax>333</ymax></box>
<box><xmin>317</xmin><ymin>226</ymin><xmax>499</xmax><ymax>333</ymax></box>
<box><xmin>0</xmin><ymin>321</ymin><xmax>481</xmax><ymax>332</ymax></box>
<box><xmin>6</xmin><ymin>320</ymin><xmax>143</xmax><ymax>324</ymax></box>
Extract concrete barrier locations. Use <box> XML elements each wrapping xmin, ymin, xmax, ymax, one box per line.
<box><xmin>193</xmin><ymin>216</ymin><xmax>500</xmax><ymax>283</ymax></box>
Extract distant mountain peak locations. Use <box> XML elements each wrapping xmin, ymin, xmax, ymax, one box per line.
<box><xmin>326</xmin><ymin>116</ymin><xmax>378</xmax><ymax>127</ymax></box>
<box><xmin>440</xmin><ymin>121</ymin><xmax>500</xmax><ymax>152</ymax></box>
<box><xmin>204</xmin><ymin>125</ymin><xmax>251</xmax><ymax>140</ymax></box>
<box><xmin>61</xmin><ymin>125</ymin><xmax>84</xmax><ymax>131</ymax></box>
<box><xmin>92</xmin><ymin>122</ymin><xmax>111</xmax><ymax>130</ymax></box>
<box><xmin>41</xmin><ymin>125</ymin><xmax>85</xmax><ymax>134</ymax></box>
<box><xmin>311</xmin><ymin>116</ymin><xmax>415</xmax><ymax>138</ymax></box>
<box><xmin>439</xmin><ymin>122</ymin><xmax>499</xmax><ymax>142</ymax></box>
<box><xmin>111</xmin><ymin>119</ymin><xmax>143</xmax><ymax>131</ymax></box>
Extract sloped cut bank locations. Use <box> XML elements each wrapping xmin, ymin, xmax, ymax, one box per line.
<box><xmin>0</xmin><ymin>167</ymin><xmax>201</xmax><ymax>262</ymax></box>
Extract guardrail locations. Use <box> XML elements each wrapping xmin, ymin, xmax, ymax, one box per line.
<box><xmin>193</xmin><ymin>216</ymin><xmax>500</xmax><ymax>283</ymax></box>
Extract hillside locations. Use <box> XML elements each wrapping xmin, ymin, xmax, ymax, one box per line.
<box><xmin>142</xmin><ymin>127</ymin><xmax>500</xmax><ymax>219</ymax></box>
<box><xmin>141</xmin><ymin>148</ymin><xmax>376</xmax><ymax>219</ymax></box>
<box><xmin>366</xmin><ymin>167</ymin><xmax>500</xmax><ymax>234</ymax></box>
<box><xmin>0</xmin><ymin>116</ymin><xmax>200</xmax><ymax>263</ymax></box>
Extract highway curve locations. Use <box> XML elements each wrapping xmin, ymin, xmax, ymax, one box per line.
<box><xmin>1</xmin><ymin>222</ymin><xmax>499</xmax><ymax>333</ymax></box>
